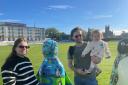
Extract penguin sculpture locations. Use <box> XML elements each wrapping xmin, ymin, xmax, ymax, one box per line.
<box><xmin>110</xmin><ymin>39</ymin><xmax>128</xmax><ymax>85</ymax></box>
<box><xmin>37</xmin><ymin>39</ymin><xmax>72</xmax><ymax>85</ymax></box>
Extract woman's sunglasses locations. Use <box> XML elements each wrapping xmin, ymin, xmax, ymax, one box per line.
<box><xmin>18</xmin><ymin>45</ymin><xmax>30</xmax><ymax>49</ymax></box>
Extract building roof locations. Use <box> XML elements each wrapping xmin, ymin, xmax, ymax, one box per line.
<box><xmin>0</xmin><ymin>22</ymin><xmax>26</xmax><ymax>27</ymax></box>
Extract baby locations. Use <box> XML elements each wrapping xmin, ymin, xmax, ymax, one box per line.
<box><xmin>81</xmin><ymin>30</ymin><xmax>111</xmax><ymax>75</ymax></box>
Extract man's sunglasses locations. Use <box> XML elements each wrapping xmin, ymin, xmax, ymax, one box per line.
<box><xmin>75</xmin><ymin>34</ymin><xmax>82</xmax><ymax>38</ymax></box>
<box><xmin>18</xmin><ymin>45</ymin><xmax>30</xmax><ymax>49</ymax></box>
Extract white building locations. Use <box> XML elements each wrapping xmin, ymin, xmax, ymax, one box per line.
<box><xmin>0</xmin><ymin>22</ymin><xmax>45</xmax><ymax>41</ymax></box>
<box><xmin>27</xmin><ymin>27</ymin><xmax>45</xmax><ymax>41</ymax></box>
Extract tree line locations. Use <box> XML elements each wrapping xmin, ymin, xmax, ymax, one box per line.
<box><xmin>45</xmin><ymin>28</ymin><xmax>70</xmax><ymax>41</ymax></box>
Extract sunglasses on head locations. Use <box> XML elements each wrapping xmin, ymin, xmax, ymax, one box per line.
<box><xmin>18</xmin><ymin>45</ymin><xmax>30</xmax><ymax>49</ymax></box>
<box><xmin>75</xmin><ymin>34</ymin><xmax>82</xmax><ymax>38</ymax></box>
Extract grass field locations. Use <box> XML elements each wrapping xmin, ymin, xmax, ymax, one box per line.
<box><xmin>0</xmin><ymin>41</ymin><xmax>118</xmax><ymax>85</ymax></box>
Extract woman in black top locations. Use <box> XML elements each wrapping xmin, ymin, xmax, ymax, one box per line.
<box><xmin>1</xmin><ymin>38</ymin><xmax>40</xmax><ymax>85</ymax></box>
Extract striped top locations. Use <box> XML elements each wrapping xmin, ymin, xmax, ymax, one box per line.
<box><xmin>1</xmin><ymin>55</ymin><xmax>39</xmax><ymax>85</ymax></box>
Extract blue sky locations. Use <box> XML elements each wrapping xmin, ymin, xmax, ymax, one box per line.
<box><xmin>0</xmin><ymin>0</ymin><xmax>128</xmax><ymax>35</ymax></box>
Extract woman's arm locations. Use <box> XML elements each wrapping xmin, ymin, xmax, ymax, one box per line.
<box><xmin>1</xmin><ymin>70</ymin><xmax>17</xmax><ymax>85</ymax></box>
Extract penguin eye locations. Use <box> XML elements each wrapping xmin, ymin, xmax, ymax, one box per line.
<box><xmin>121</xmin><ymin>42</ymin><xmax>125</xmax><ymax>46</ymax></box>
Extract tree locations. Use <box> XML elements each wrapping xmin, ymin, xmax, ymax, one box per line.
<box><xmin>45</xmin><ymin>28</ymin><xmax>59</xmax><ymax>39</ymax></box>
<box><xmin>45</xmin><ymin>28</ymin><xmax>70</xmax><ymax>41</ymax></box>
<box><xmin>59</xmin><ymin>32</ymin><xmax>70</xmax><ymax>41</ymax></box>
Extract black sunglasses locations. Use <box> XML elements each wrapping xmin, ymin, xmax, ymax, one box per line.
<box><xmin>75</xmin><ymin>34</ymin><xmax>82</xmax><ymax>38</ymax></box>
<box><xmin>18</xmin><ymin>45</ymin><xmax>30</xmax><ymax>49</ymax></box>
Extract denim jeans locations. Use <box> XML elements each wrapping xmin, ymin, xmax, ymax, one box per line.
<box><xmin>74</xmin><ymin>76</ymin><xmax>98</xmax><ymax>85</ymax></box>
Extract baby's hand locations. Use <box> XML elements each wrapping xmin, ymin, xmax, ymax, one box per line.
<box><xmin>81</xmin><ymin>53</ymin><xmax>85</xmax><ymax>57</ymax></box>
<box><xmin>91</xmin><ymin>55</ymin><xmax>101</xmax><ymax>64</ymax></box>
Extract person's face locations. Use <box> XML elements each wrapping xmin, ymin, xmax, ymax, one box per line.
<box><xmin>72</xmin><ymin>30</ymin><xmax>83</xmax><ymax>43</ymax></box>
<box><xmin>92</xmin><ymin>33</ymin><xmax>101</xmax><ymax>41</ymax></box>
<box><xmin>15</xmin><ymin>41</ymin><xmax>29</xmax><ymax>56</ymax></box>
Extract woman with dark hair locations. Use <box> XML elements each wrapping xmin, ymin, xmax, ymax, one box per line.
<box><xmin>1</xmin><ymin>38</ymin><xmax>40</xmax><ymax>85</ymax></box>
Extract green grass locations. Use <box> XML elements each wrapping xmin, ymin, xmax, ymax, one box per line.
<box><xmin>0</xmin><ymin>41</ymin><xmax>118</xmax><ymax>85</ymax></box>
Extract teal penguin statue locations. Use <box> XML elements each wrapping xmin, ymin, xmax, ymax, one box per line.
<box><xmin>37</xmin><ymin>39</ymin><xmax>72</xmax><ymax>85</ymax></box>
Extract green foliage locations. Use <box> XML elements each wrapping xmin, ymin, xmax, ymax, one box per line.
<box><xmin>45</xmin><ymin>28</ymin><xmax>59</xmax><ymax>38</ymax></box>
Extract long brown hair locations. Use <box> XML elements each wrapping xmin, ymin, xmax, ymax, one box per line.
<box><xmin>5</xmin><ymin>37</ymin><xmax>28</xmax><ymax>62</ymax></box>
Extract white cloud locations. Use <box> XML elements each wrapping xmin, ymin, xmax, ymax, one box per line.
<box><xmin>0</xmin><ymin>19</ymin><xmax>21</xmax><ymax>22</ymax></box>
<box><xmin>0</xmin><ymin>13</ymin><xmax>4</xmax><ymax>16</ymax></box>
<box><xmin>92</xmin><ymin>15</ymin><xmax>113</xmax><ymax>19</ymax></box>
<box><xmin>47</xmin><ymin>5</ymin><xmax>74</xmax><ymax>10</ymax></box>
